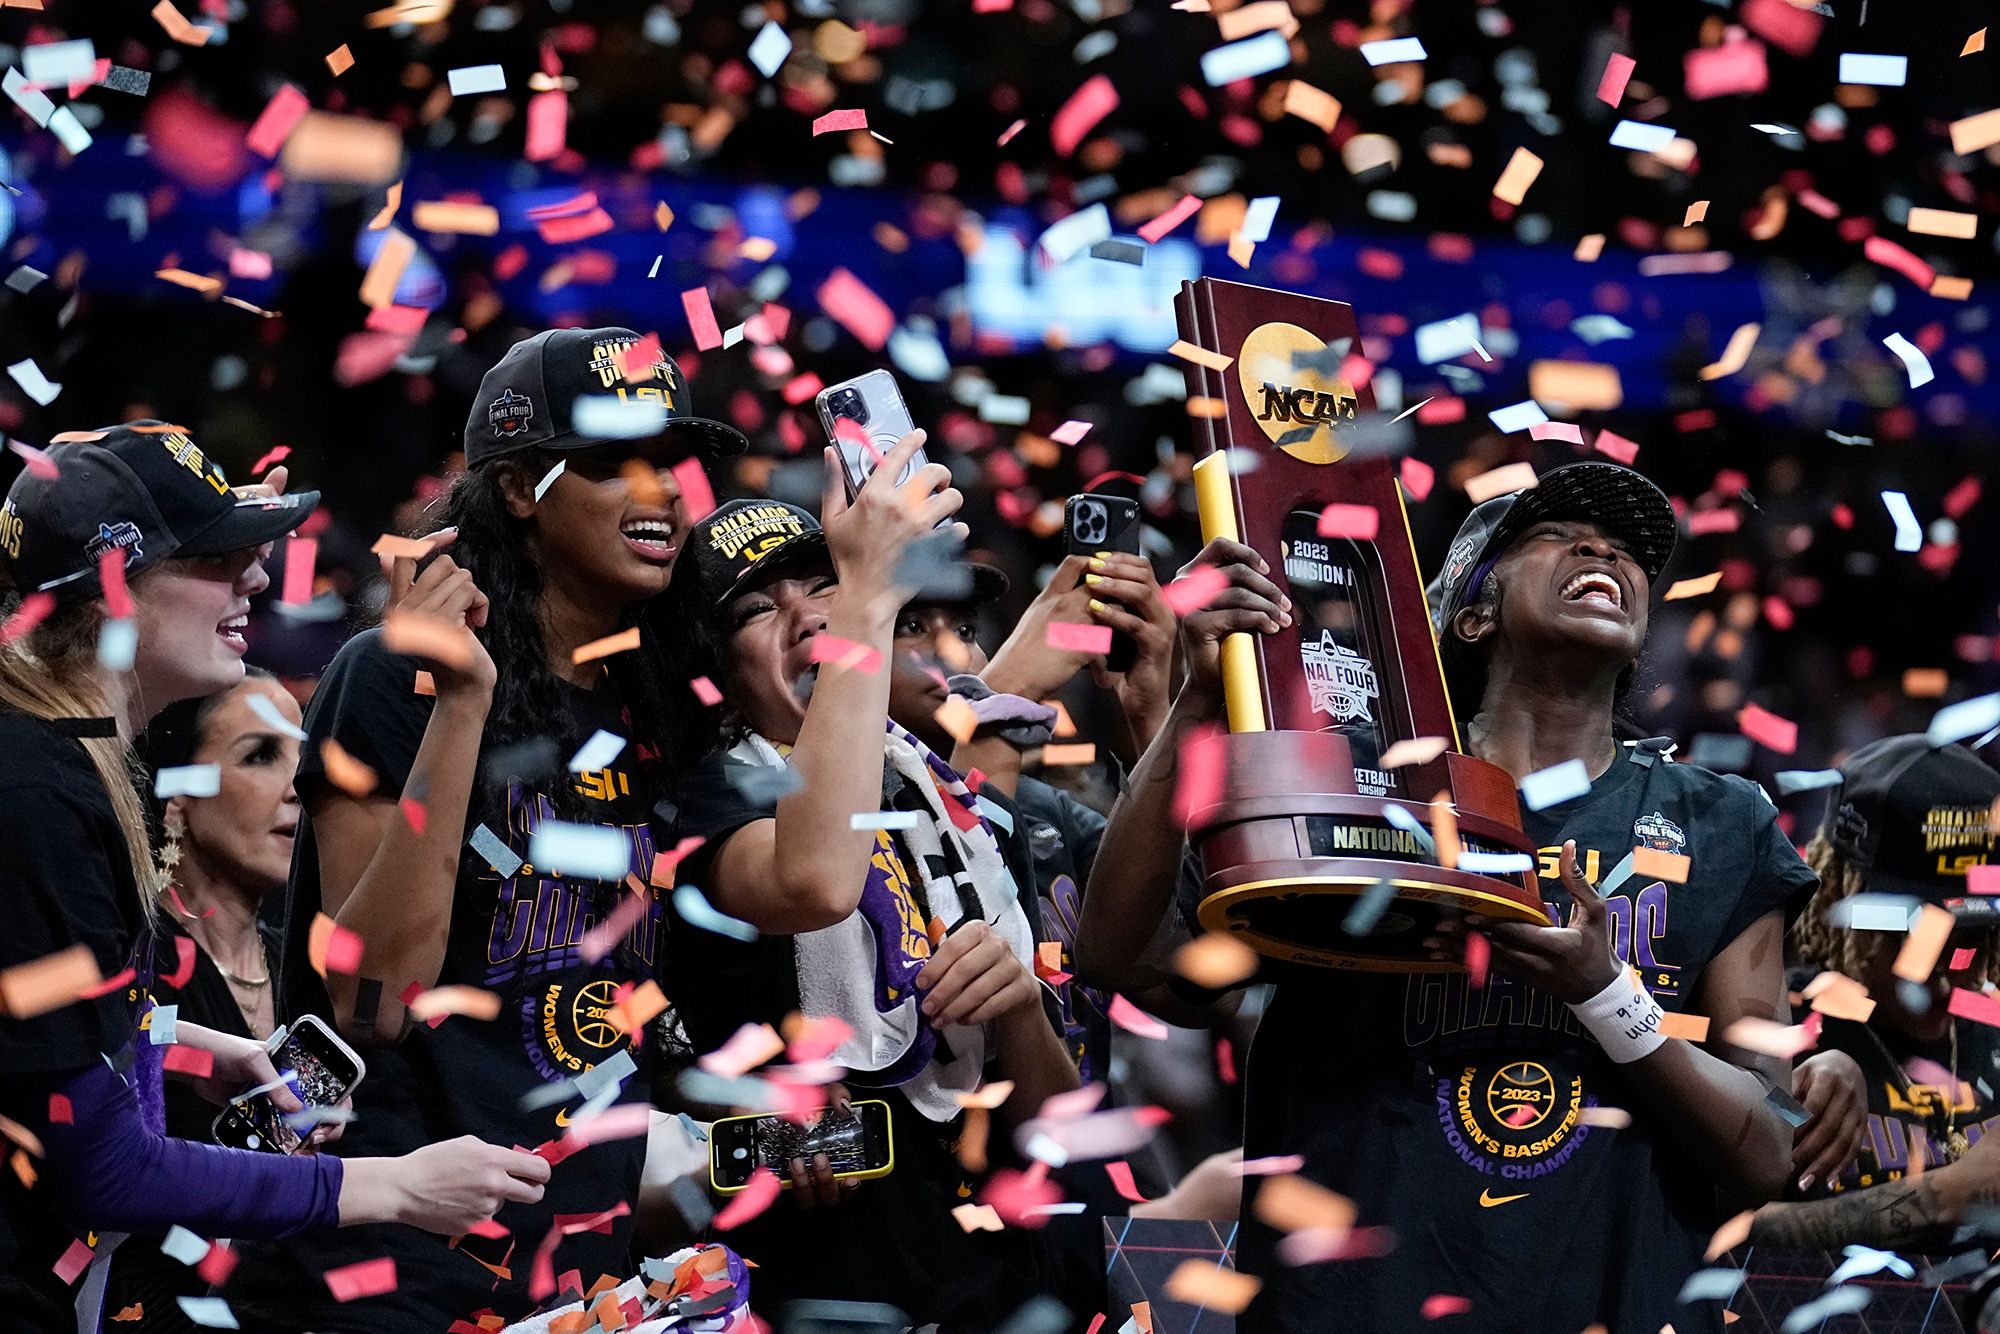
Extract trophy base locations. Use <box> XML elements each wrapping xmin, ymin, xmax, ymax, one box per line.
<box><xmin>1195</xmin><ymin>863</ymin><xmax>1550</xmax><ymax>972</ymax></box>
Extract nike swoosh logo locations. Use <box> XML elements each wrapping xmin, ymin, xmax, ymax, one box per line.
<box><xmin>1478</xmin><ymin>1189</ymin><xmax>1529</xmax><ymax>1208</ymax></box>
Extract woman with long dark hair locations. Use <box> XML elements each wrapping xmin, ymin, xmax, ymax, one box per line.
<box><xmin>234</xmin><ymin>329</ymin><xmax>736</xmax><ymax>1332</ymax></box>
<box><xmin>0</xmin><ymin>423</ymin><xmax>549</xmax><ymax>1333</ymax></box>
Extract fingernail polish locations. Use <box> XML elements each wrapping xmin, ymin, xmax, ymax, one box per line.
<box><xmin>1085</xmin><ymin>573</ymin><xmax>1104</xmax><ymax>586</ymax></box>
<box><xmin>1089</xmin><ymin>598</ymin><xmax>1106</xmax><ymax>612</ymax></box>
<box><xmin>1797</xmin><ymin>1173</ymin><xmax>1814</xmax><ymax>1192</ymax></box>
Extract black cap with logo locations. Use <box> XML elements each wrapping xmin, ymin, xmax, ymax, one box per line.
<box><xmin>1424</xmin><ymin>461</ymin><xmax>1679</xmax><ymax>636</ymax></box>
<box><xmin>687</xmin><ymin>498</ymin><xmax>1008</xmax><ymax>612</ymax></box>
<box><xmin>0</xmin><ymin>421</ymin><xmax>320</xmax><ymax>604</ymax></box>
<box><xmin>1824</xmin><ymin>734</ymin><xmax>2000</xmax><ymax>913</ymax></box>
<box><xmin>464</xmin><ymin>326</ymin><xmax>749</xmax><ymax>467</ymax></box>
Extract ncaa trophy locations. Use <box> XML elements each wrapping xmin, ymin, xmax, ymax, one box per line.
<box><xmin>1173</xmin><ymin>277</ymin><xmax>1545</xmax><ymax>970</ymax></box>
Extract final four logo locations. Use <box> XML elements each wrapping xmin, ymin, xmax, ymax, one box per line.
<box><xmin>1302</xmin><ymin>630</ymin><xmax>1379</xmax><ymax>724</ymax></box>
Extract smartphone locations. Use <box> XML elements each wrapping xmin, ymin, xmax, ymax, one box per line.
<box><xmin>708</xmin><ymin>1099</ymin><xmax>895</xmax><ymax>1193</ymax></box>
<box><xmin>1063</xmin><ymin>493</ymin><xmax>1143</xmax><ymax>672</ymax></box>
<box><xmin>211</xmin><ymin>1015</ymin><xmax>366</xmax><ymax>1154</ymax></box>
<box><xmin>815</xmin><ymin>370</ymin><xmax>926</xmax><ymax>501</ymax></box>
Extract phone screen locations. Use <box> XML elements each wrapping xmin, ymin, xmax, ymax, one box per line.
<box><xmin>712</xmin><ymin>1102</ymin><xmax>891</xmax><ymax>1189</ymax></box>
<box><xmin>214</xmin><ymin>1022</ymin><xmax>361</xmax><ymax>1154</ymax></box>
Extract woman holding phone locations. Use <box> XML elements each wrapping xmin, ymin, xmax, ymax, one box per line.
<box><xmin>234</xmin><ymin>329</ymin><xmax>740</xmax><ymax>1332</ymax></box>
<box><xmin>0</xmin><ymin>423</ymin><xmax>549</xmax><ymax>1334</ymax></box>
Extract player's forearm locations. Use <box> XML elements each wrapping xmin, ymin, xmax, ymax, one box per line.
<box><xmin>991</xmin><ymin>999</ymin><xmax>1081</xmax><ymax>1134</ymax></box>
<box><xmin>1076</xmin><ymin>686</ymin><xmax>1220</xmax><ymax>989</ymax></box>
<box><xmin>1749</xmin><ymin>1176</ymin><xmax>1956</xmax><ymax>1251</ymax></box>
<box><xmin>1621</xmin><ymin>1041</ymin><xmax>1793</xmax><ymax>1207</ymax></box>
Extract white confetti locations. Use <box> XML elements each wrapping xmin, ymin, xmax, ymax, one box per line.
<box><xmin>177</xmin><ymin>1296</ymin><xmax>241</xmax><ymax>1330</ymax></box>
<box><xmin>572</xmin><ymin>395</ymin><xmax>668</xmax><ymax>439</ymax></box>
<box><xmin>245</xmin><ymin>690</ymin><xmax>309</xmax><ymax>740</ymax></box>
<box><xmin>567</xmin><ymin>728</ymin><xmax>627</xmax><ymax>773</ymax></box>
<box><xmin>1415</xmin><ymin>312</ymin><xmax>1483</xmax><ymax>364</ymax></box>
<box><xmin>1455</xmin><ymin>851</ymin><xmax>1536</xmax><ymax>873</ymax></box>
<box><xmin>1677</xmin><ymin>1268</ymin><xmax>1744</xmax><ymax>1303</ymax></box>
<box><xmin>1928</xmin><ymin>693</ymin><xmax>2000</xmax><ymax>748</ymax></box>
<box><xmin>851</xmin><ymin>810</ymin><xmax>921</xmax><ymax>831</ymax></box>
<box><xmin>533</xmin><ymin>459</ymin><xmax>565</xmax><ymax>502</ymax></box>
<box><xmin>528</xmin><ymin>821</ymin><xmax>630</xmax><ymax>880</ymax></box>
<box><xmin>155</xmin><ymin>764</ymin><xmax>222</xmax><ymax>799</ymax></box>
<box><xmin>468</xmin><ymin>824</ymin><xmax>524</xmax><ymax>878</ymax></box>
<box><xmin>22</xmin><ymin>39</ymin><xmax>97</xmax><ymax>87</ymax></box>
<box><xmin>1780</xmin><ymin>1285</ymin><xmax>1868</xmax><ymax>1334</ymax></box>
<box><xmin>1880</xmin><ymin>489</ymin><xmax>1922</xmax><ymax>552</ymax></box>
<box><xmin>1201</xmin><ymin>30</ymin><xmax>1293</xmax><ymax>86</ymax></box>
<box><xmin>446</xmin><ymin>64</ymin><xmax>506</xmax><ymax>96</ymax></box>
<box><xmin>1775</xmin><ymin>769</ymin><xmax>1844</xmax><ymax>795</ymax></box>
<box><xmin>7</xmin><ymin>357</ymin><xmax>61</xmax><ymax>406</ymax></box>
<box><xmin>1487</xmin><ymin>400</ymin><xmax>1550</xmax><ymax>433</ymax></box>
<box><xmin>159</xmin><ymin>1224</ymin><xmax>210</xmax><ymax>1266</ymax></box>
<box><xmin>1609</xmin><ymin>120</ymin><xmax>1676</xmax><ymax>152</ymax></box>
<box><xmin>1036</xmin><ymin>203</ymin><xmax>1112</xmax><ymax>265</ymax></box>
<box><xmin>97</xmin><ymin>618</ymin><xmax>137</xmax><ymax>671</ymax></box>
<box><xmin>1520</xmin><ymin>759</ymin><xmax>1591</xmax><ymax>811</ymax></box>
<box><xmin>1882</xmin><ymin>332</ymin><xmax>1934</xmax><ymax>389</ymax></box>
<box><xmin>2</xmin><ymin>67</ymin><xmax>56</xmax><ymax>127</ymax></box>
<box><xmin>1360</xmin><ymin>37</ymin><xmax>1428</xmax><ymax>65</ymax></box>
<box><xmin>46</xmin><ymin>106</ymin><xmax>91</xmax><ymax>155</ymax></box>
<box><xmin>149</xmin><ymin>1003</ymin><xmax>179</xmax><ymax>1046</ymax></box>
<box><xmin>747</xmin><ymin>21</ymin><xmax>791</xmax><ymax>78</ymax></box>
<box><xmin>1838</xmin><ymin>53</ymin><xmax>1907</xmax><ymax>86</ymax></box>
<box><xmin>1241</xmin><ymin>196</ymin><xmax>1279</xmax><ymax>244</ymax></box>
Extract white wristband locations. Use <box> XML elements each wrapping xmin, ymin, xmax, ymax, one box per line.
<box><xmin>1569</xmin><ymin>971</ymin><xmax>1667</xmax><ymax>1064</ymax></box>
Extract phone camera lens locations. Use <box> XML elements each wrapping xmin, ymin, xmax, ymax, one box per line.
<box><xmin>835</xmin><ymin>388</ymin><xmax>870</xmax><ymax>426</ymax></box>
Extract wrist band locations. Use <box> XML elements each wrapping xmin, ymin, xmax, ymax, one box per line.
<box><xmin>1569</xmin><ymin>971</ymin><xmax>1667</xmax><ymax>1064</ymax></box>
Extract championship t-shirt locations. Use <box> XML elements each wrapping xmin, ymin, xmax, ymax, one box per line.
<box><xmin>233</xmin><ymin>629</ymin><xmax>668</xmax><ymax>1332</ymax></box>
<box><xmin>1229</xmin><ymin>744</ymin><xmax>1818</xmax><ymax>1334</ymax></box>
<box><xmin>0</xmin><ymin>711</ymin><xmax>160</xmax><ymax>1332</ymax></box>
<box><xmin>658</xmin><ymin>745</ymin><xmax>1057</xmax><ymax>1332</ymax></box>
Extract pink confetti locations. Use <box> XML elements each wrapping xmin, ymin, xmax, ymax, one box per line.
<box><xmin>1172</xmin><ymin>721</ymin><xmax>1226</xmax><ymax>828</ymax></box>
<box><xmin>561</xmin><ymin>1103</ymin><xmax>652</xmax><ymax>1149</ymax></box>
<box><xmin>535</xmin><ymin>208</ymin><xmax>614</xmax><ymax>244</ymax></box>
<box><xmin>690</xmin><ymin>675</ymin><xmax>723</xmax><ymax>706</ymax></box>
<box><xmin>1950</xmin><ymin>987</ymin><xmax>2000</xmax><ymax>1027</ymax></box>
<box><xmin>1593</xmin><ymin>429</ymin><xmax>1640</xmax><ymax>465</ymax></box>
<box><xmin>7</xmin><ymin>440</ymin><xmax>58</xmax><ymax>479</ymax></box>
<box><xmin>1970</xmin><ymin>865</ymin><xmax>2000</xmax><ymax>895</ymax></box>
<box><xmin>322</xmin><ymin>921</ymin><xmax>363</xmax><ymax>974</ymax></box>
<box><xmin>998</xmin><ymin>118</ymin><xmax>1027</xmax><ymax>146</ymax></box>
<box><xmin>1232</xmin><ymin>1154</ymin><xmax>1306</xmax><ymax>1176</ymax></box>
<box><xmin>817</xmin><ymin>267</ymin><xmax>895</xmax><ymax>350</ymax></box>
<box><xmin>812</xmin><ymin>108</ymin><xmax>869</xmax><ymax>136</ymax></box>
<box><xmin>1104</xmin><ymin>1160</ymin><xmax>1148</xmax><ymax>1203</ymax></box>
<box><xmin>1138</xmin><ymin>194</ymin><xmax>1201</xmax><ymax>244</ymax></box>
<box><xmin>524</xmin><ymin>88</ymin><xmax>567</xmax><ymax>162</ymax></box>
<box><xmin>98</xmin><ymin>550</ymin><xmax>133</xmax><ymax>620</ymax></box>
<box><xmin>1595</xmin><ymin>52</ymin><xmax>1636</xmax><ymax>106</ymax></box>
<box><xmin>579</xmin><ymin>887</ymin><xmax>653</xmax><ymax>964</ymax></box>
<box><xmin>1422</xmin><ymin>1294</ymin><xmax>1473</xmax><ymax>1320</ymax></box>
<box><xmin>282</xmin><ymin>536</ymin><xmax>317</xmax><ymax>606</ymax></box>
<box><xmin>400</xmin><ymin>797</ymin><xmax>427</xmax><ymax>835</ymax></box>
<box><xmin>162</xmin><ymin>1045</ymin><xmax>214</xmax><ymax>1079</ymax></box>
<box><xmin>1163</xmin><ymin>564</ymin><xmax>1228</xmax><ymax>616</ymax></box>
<box><xmin>1108</xmin><ymin>994</ymin><xmax>1170</xmax><ymax>1040</ymax></box>
<box><xmin>787</xmin><ymin>1014</ymin><xmax>855</xmax><ymax>1062</ymax></box>
<box><xmin>1741</xmin><ymin>0</ymin><xmax>1821</xmax><ymax>57</ymax></box>
<box><xmin>324</xmin><ymin>1257</ymin><xmax>398</xmax><ymax>1302</ymax></box>
<box><xmin>1047</xmin><ymin>621</ymin><xmax>1112</xmax><ymax>655</ymax></box>
<box><xmin>48</xmin><ymin>1092</ymin><xmax>73</xmax><ymax>1123</ymax></box>
<box><xmin>1050</xmin><ymin>74</ymin><xmax>1118</xmax><ymax>157</ymax></box>
<box><xmin>681</xmin><ymin>287</ymin><xmax>723</xmax><ymax>352</ymax></box>
<box><xmin>1683</xmin><ymin>40</ymin><xmax>1768</xmax><ymax>100</ymax></box>
<box><xmin>1736</xmin><ymin>702</ymin><xmax>1798</xmax><ymax>754</ymax></box>
<box><xmin>163</xmin><ymin>936</ymin><xmax>198</xmax><ymax>990</ymax></box>
<box><xmin>1399</xmin><ymin>457</ymin><xmax>1435</xmax><ymax>501</ymax></box>
<box><xmin>713</xmin><ymin>1168</ymin><xmax>782</xmax><ymax>1228</ymax></box>
<box><xmin>1864</xmin><ymin>236</ymin><xmax>1937</xmax><ymax>291</ymax></box>
<box><xmin>1316</xmin><ymin>504</ymin><xmax>1379</xmax><ymax>541</ymax></box>
<box><xmin>1951</xmin><ymin>947</ymin><xmax>1978</xmax><ymax>972</ymax></box>
<box><xmin>245</xmin><ymin>84</ymin><xmax>309</xmax><ymax>158</ymax></box>
<box><xmin>196</xmin><ymin>1244</ymin><xmax>236</xmax><ymax>1287</ymax></box>
<box><xmin>250</xmin><ymin>444</ymin><xmax>292</xmax><ymax>475</ymax></box>
<box><xmin>53</xmin><ymin>1237</ymin><xmax>93</xmax><ymax>1285</ymax></box>
<box><xmin>1050</xmin><ymin>420</ymin><xmax>1092</xmax><ymax>445</ymax></box>
<box><xmin>228</xmin><ymin>248</ymin><xmax>273</xmax><ymax>280</ymax></box>
<box><xmin>1527</xmin><ymin>422</ymin><xmax>1585</xmax><ymax>445</ymax></box>
<box><xmin>1464</xmin><ymin>932</ymin><xmax>1490</xmax><ymax>989</ymax></box>
<box><xmin>671</xmin><ymin>457</ymin><xmax>716</xmax><ymax>524</ymax></box>
<box><xmin>809</xmin><ymin>634</ymin><xmax>884</xmax><ymax>674</ymax></box>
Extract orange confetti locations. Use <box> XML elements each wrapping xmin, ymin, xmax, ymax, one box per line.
<box><xmin>325</xmin><ymin>44</ymin><xmax>354</xmax><ymax>76</ymax></box>
<box><xmin>1174</xmin><ymin>934</ymin><xmax>1260</xmax><ymax>989</ymax></box>
<box><xmin>358</xmin><ymin>230</ymin><xmax>415</xmax><ymax>309</ymax></box>
<box><xmin>1631</xmin><ymin>848</ymin><xmax>1690</xmax><ymax>883</ymax></box>
<box><xmin>1657</xmin><ymin>1011</ymin><xmax>1710</xmax><ymax>1043</ymax></box>
<box><xmin>1163</xmin><ymin>1261</ymin><xmax>1260</xmax><ymax>1313</ymax></box>
<box><xmin>381</xmin><ymin>609</ymin><xmax>475</xmax><ymax>669</ymax></box>
<box><xmin>1490</xmin><ymin>148</ymin><xmax>1543</xmax><ymax>206</ymax></box>
<box><xmin>1281</xmin><ymin>80</ymin><xmax>1341</xmax><ymax>132</ymax></box>
<box><xmin>1894</xmin><ymin>905</ymin><xmax>1955</xmax><ymax>984</ymax></box>
<box><xmin>1663</xmin><ymin>571</ymin><xmax>1722</xmax><ymax>601</ymax></box>
<box><xmin>1039</xmin><ymin>743</ymin><xmax>1097</xmax><ymax>767</ymax></box>
<box><xmin>571</xmin><ymin>626</ymin><xmax>641</xmax><ymax>665</ymax></box>
<box><xmin>1908</xmin><ymin>207</ymin><xmax>1978</xmax><ymax>239</ymax></box>
<box><xmin>0</xmin><ymin>946</ymin><xmax>102</xmax><ymax>1019</ymax></box>
<box><xmin>320</xmin><ymin>738</ymin><xmax>378</xmax><ymax>796</ymax></box>
<box><xmin>1698</xmin><ymin>322</ymin><xmax>1760</xmax><ymax>380</ymax></box>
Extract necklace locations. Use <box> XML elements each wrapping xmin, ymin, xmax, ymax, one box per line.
<box><xmin>167</xmin><ymin>885</ymin><xmax>272</xmax><ymax>987</ymax></box>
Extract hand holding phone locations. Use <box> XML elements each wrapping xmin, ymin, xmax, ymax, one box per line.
<box><xmin>816</xmin><ymin>371</ymin><xmax>928</xmax><ymax>501</ymax></box>
<box><xmin>1063</xmin><ymin>493</ymin><xmax>1143</xmax><ymax>672</ymax></box>
<box><xmin>709</xmin><ymin>1099</ymin><xmax>895</xmax><ymax>1194</ymax></box>
<box><xmin>212</xmin><ymin>1016</ymin><xmax>366</xmax><ymax>1154</ymax></box>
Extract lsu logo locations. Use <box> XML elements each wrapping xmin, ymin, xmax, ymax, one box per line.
<box><xmin>0</xmin><ymin>501</ymin><xmax>21</xmax><ymax>559</ymax></box>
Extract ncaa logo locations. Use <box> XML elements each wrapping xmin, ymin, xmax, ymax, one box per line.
<box><xmin>1301</xmin><ymin>630</ymin><xmax>1378</xmax><ymax>724</ymax></box>
<box><xmin>1634</xmin><ymin>811</ymin><xmax>1686</xmax><ymax>854</ymax></box>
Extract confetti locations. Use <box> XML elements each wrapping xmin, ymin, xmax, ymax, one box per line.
<box><xmin>1883</xmin><ymin>333</ymin><xmax>1935</xmax><ymax>389</ymax></box>
<box><xmin>1162</xmin><ymin>565</ymin><xmax>1228</xmax><ymax>616</ymax></box>
<box><xmin>1519</xmin><ymin>760</ymin><xmax>1590</xmax><ymax>811</ymax></box>
<box><xmin>1894</xmin><ymin>906</ymin><xmax>1955</xmax><ymax>984</ymax></box>
<box><xmin>324</xmin><ymin>1257</ymin><xmax>399</xmax><ymax>1302</ymax></box>
<box><xmin>1880</xmin><ymin>490</ymin><xmax>1923</xmax><ymax>553</ymax></box>
<box><xmin>405</xmin><ymin>985</ymin><xmax>502</xmax><ymax>1023</ymax></box>
<box><xmin>953</xmin><ymin>1203</ymin><xmax>1006</xmax><ymax>1232</ymax></box>
<box><xmin>1490</xmin><ymin>148</ymin><xmax>1543</xmax><ymax>206</ymax></box>
<box><xmin>1050</xmin><ymin>74</ymin><xmax>1118</xmax><ymax>156</ymax></box>
<box><xmin>1174</xmin><ymin>934</ymin><xmax>1259</xmax><ymax>989</ymax></box>
<box><xmin>1609</xmin><ymin>120</ymin><xmax>1676</xmax><ymax>152</ymax></box>
<box><xmin>1528</xmin><ymin>422</ymin><xmax>1584</xmax><ymax>445</ymax></box>
<box><xmin>1463</xmin><ymin>462</ymin><xmax>1538</xmax><ymax>505</ymax></box>
<box><xmin>1421</xmin><ymin>1295</ymin><xmax>1471</xmax><ymax>1320</ymax></box>
<box><xmin>571</xmin><ymin>626</ymin><xmax>642</xmax><ymax>664</ymax></box>
<box><xmin>567</xmin><ymin>729</ymin><xmax>626</xmax><ymax>773</ymax></box>
<box><xmin>1928</xmin><ymin>694</ymin><xmax>2000</xmax><ymax>747</ymax></box>
<box><xmin>528</xmin><ymin>822</ymin><xmax>630</xmax><ymax>881</ymax></box>
<box><xmin>746</xmin><ymin>21</ymin><xmax>791</xmax><ymax>78</ymax></box>
<box><xmin>1047</xmin><ymin>622</ymin><xmax>1112</xmax><ymax>655</ymax></box>
<box><xmin>325</xmin><ymin>44</ymin><xmax>354</xmax><ymax>76</ymax></box>
<box><xmin>1168</xmin><ymin>339</ymin><xmax>1233</xmax><ymax>371</ymax></box>
<box><xmin>817</xmin><ymin>268</ymin><xmax>895</xmax><ymax>350</ymax></box>
<box><xmin>1663</xmin><ymin>571</ymin><xmax>1722</xmax><ymax>601</ymax></box>
<box><xmin>151</xmin><ymin>1</ymin><xmax>211</xmax><ymax>45</ymax></box>
<box><xmin>1360</xmin><ymin>37</ymin><xmax>1427</xmax><ymax>65</ymax></box>
<box><xmin>245</xmin><ymin>85</ymin><xmax>310</xmax><ymax>158</ymax></box>
<box><xmin>357</xmin><ymin>231</ymin><xmax>415</xmax><ymax>310</ymax></box>
<box><xmin>1839</xmin><ymin>53</ymin><xmax>1907</xmax><ymax>86</ymax></box>
<box><xmin>1315</xmin><ymin>504</ymin><xmax>1379</xmax><ymax>541</ymax></box>
<box><xmin>713</xmin><ymin>1168</ymin><xmax>781</xmax><ymax>1226</ymax></box>
<box><xmin>155</xmin><ymin>764</ymin><xmax>222</xmax><ymax>799</ymax></box>
<box><xmin>1201</xmin><ymin>30</ymin><xmax>1292</xmax><ymax>86</ymax></box>
<box><xmin>1595</xmin><ymin>52</ymin><xmax>1635</xmax><ymax>106</ymax></box>
<box><xmin>1163</xmin><ymin>1261</ymin><xmax>1260</xmax><ymax>1313</ymax></box>
<box><xmin>681</xmin><ymin>286</ymin><xmax>723</xmax><ymax>352</ymax></box>
<box><xmin>1107</xmin><ymin>995</ymin><xmax>1170</xmax><ymax>1040</ymax></box>
<box><xmin>1486</xmin><ymin>401</ymin><xmax>1549</xmax><ymax>434</ymax></box>
<box><xmin>1907</xmin><ymin>208</ymin><xmax>1977</xmax><ymax>239</ymax></box>
<box><xmin>1281</xmin><ymin>80</ymin><xmax>1341</xmax><ymax>132</ymax></box>
<box><xmin>1138</xmin><ymin>194</ymin><xmax>1201</xmax><ymax>244</ymax></box>
<box><xmin>1698</xmin><ymin>323</ymin><xmax>1760</xmax><ymax>380</ymax></box>
<box><xmin>6</xmin><ymin>359</ymin><xmax>60</xmax><ymax>406</ymax></box>
<box><xmin>812</xmin><ymin>108</ymin><xmax>868</xmax><ymax>136</ymax></box>
<box><xmin>673</xmin><ymin>884</ymin><xmax>758</xmax><ymax>942</ymax></box>
<box><xmin>1040</xmin><ymin>743</ymin><xmax>1097</xmax><ymax>766</ymax></box>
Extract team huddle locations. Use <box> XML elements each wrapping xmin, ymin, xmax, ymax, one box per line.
<box><xmin>0</xmin><ymin>325</ymin><xmax>1996</xmax><ymax>1334</ymax></box>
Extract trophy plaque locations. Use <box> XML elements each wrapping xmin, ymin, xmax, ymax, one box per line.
<box><xmin>1173</xmin><ymin>277</ymin><xmax>1546</xmax><ymax>971</ymax></box>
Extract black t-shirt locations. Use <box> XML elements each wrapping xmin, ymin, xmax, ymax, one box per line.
<box><xmin>0</xmin><ymin>711</ymin><xmax>158</xmax><ymax>1332</ymax></box>
<box><xmin>1811</xmin><ymin>1005</ymin><xmax>2000</xmax><ymax>1195</ymax></box>
<box><xmin>1015</xmin><ymin>777</ymin><xmax>1114</xmax><ymax>1090</ymax></box>
<box><xmin>1230</xmin><ymin>745</ymin><xmax>1818</xmax><ymax>1334</ymax></box>
<box><xmin>658</xmin><ymin>743</ymin><xmax>1057</xmax><ymax>1332</ymax></box>
<box><xmin>232</xmin><ymin>629</ymin><xmax>670</xmax><ymax>1332</ymax></box>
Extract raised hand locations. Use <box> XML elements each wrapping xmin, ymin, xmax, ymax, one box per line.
<box><xmin>820</xmin><ymin>429</ymin><xmax>965</xmax><ymax>614</ymax></box>
<box><xmin>1177</xmin><ymin>538</ymin><xmax>1292</xmax><ymax>695</ymax></box>
<box><xmin>384</xmin><ymin>529</ymin><xmax>496</xmax><ymax>698</ymax></box>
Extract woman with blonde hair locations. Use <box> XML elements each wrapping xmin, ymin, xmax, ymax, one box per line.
<box><xmin>0</xmin><ymin>423</ymin><xmax>549</xmax><ymax>1333</ymax></box>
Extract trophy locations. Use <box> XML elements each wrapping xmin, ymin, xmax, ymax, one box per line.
<box><xmin>1173</xmin><ymin>277</ymin><xmax>1546</xmax><ymax>971</ymax></box>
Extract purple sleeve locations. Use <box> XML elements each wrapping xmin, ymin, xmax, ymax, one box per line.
<box><xmin>40</xmin><ymin>1061</ymin><xmax>344</xmax><ymax>1238</ymax></box>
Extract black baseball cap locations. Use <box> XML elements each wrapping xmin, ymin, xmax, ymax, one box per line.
<box><xmin>1824</xmin><ymin>734</ymin><xmax>2000</xmax><ymax>907</ymax></box>
<box><xmin>1425</xmin><ymin>461</ymin><xmax>1679</xmax><ymax>636</ymax></box>
<box><xmin>0</xmin><ymin>421</ymin><xmax>320</xmax><ymax>604</ymax></box>
<box><xmin>687</xmin><ymin>499</ymin><xmax>1008</xmax><ymax>612</ymax></box>
<box><xmin>464</xmin><ymin>327</ymin><xmax>748</xmax><ymax>467</ymax></box>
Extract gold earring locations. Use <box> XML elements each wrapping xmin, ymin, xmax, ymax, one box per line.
<box><xmin>157</xmin><ymin>818</ymin><xmax>184</xmax><ymax>881</ymax></box>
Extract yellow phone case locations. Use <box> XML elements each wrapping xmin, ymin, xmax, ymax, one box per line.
<box><xmin>708</xmin><ymin>1099</ymin><xmax>896</xmax><ymax>1194</ymax></box>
